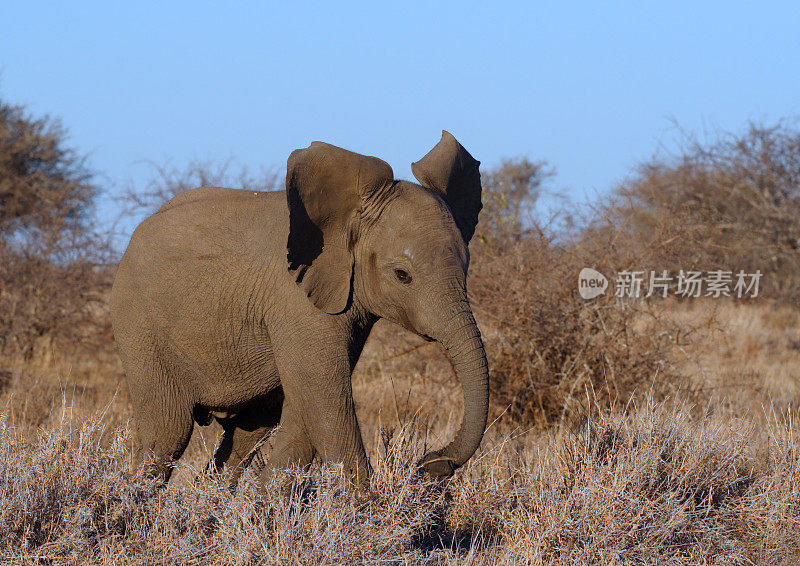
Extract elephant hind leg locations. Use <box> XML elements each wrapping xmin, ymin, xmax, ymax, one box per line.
<box><xmin>212</xmin><ymin>421</ymin><xmax>276</xmax><ymax>485</ymax></box>
<box><xmin>133</xmin><ymin>412</ymin><xmax>194</xmax><ymax>483</ymax></box>
<box><xmin>210</xmin><ymin>389</ymin><xmax>284</xmax><ymax>486</ymax></box>
<box><xmin>129</xmin><ymin>385</ymin><xmax>195</xmax><ymax>484</ymax></box>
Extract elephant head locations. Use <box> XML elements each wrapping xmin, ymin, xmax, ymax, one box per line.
<box><xmin>286</xmin><ymin>131</ymin><xmax>488</xmax><ymax>476</ymax></box>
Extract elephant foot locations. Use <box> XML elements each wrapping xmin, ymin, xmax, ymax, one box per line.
<box><xmin>418</xmin><ymin>452</ymin><xmax>456</xmax><ymax>478</ymax></box>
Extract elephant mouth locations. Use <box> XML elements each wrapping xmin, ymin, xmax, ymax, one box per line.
<box><xmin>421</xmin><ymin>333</ymin><xmax>436</xmax><ymax>343</ymax></box>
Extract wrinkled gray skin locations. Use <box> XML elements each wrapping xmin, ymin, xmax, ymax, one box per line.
<box><xmin>110</xmin><ymin>131</ymin><xmax>488</xmax><ymax>486</ymax></box>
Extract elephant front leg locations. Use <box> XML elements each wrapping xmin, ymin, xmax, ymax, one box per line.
<box><xmin>258</xmin><ymin>399</ymin><xmax>315</xmax><ymax>478</ymax></box>
<box><xmin>257</xmin><ymin>390</ymin><xmax>370</xmax><ymax>487</ymax></box>
<box><xmin>261</xmin><ymin>360</ymin><xmax>370</xmax><ymax>487</ymax></box>
<box><xmin>263</xmin><ymin>321</ymin><xmax>372</xmax><ymax>487</ymax></box>
<box><xmin>302</xmin><ymin>386</ymin><xmax>371</xmax><ymax>485</ymax></box>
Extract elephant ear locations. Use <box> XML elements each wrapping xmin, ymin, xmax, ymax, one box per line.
<box><xmin>411</xmin><ymin>130</ymin><xmax>482</xmax><ymax>243</ymax></box>
<box><xmin>286</xmin><ymin>141</ymin><xmax>394</xmax><ymax>314</ymax></box>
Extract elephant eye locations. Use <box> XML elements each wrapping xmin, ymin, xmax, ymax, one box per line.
<box><xmin>394</xmin><ymin>269</ymin><xmax>412</xmax><ymax>284</ymax></box>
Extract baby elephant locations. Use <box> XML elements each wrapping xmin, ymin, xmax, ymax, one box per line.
<box><xmin>110</xmin><ymin>131</ymin><xmax>489</xmax><ymax>486</ymax></box>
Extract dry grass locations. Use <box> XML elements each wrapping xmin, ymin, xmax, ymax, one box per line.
<box><xmin>0</xmin><ymin>416</ymin><xmax>448</xmax><ymax>564</ymax></box>
<box><xmin>662</xmin><ymin>299</ymin><xmax>800</xmax><ymax>419</ymax></box>
<box><xmin>2</xmin><ymin>299</ymin><xmax>800</xmax><ymax>564</ymax></box>
<box><xmin>2</xmin><ymin>388</ymin><xmax>799</xmax><ymax>563</ymax></box>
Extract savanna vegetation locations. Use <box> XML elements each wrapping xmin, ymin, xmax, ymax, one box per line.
<box><xmin>1</xmin><ymin>96</ymin><xmax>799</xmax><ymax>564</ymax></box>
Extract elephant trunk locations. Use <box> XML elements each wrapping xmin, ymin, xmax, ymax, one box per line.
<box><xmin>423</xmin><ymin>302</ymin><xmax>489</xmax><ymax>475</ymax></box>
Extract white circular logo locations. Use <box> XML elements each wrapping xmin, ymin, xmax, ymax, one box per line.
<box><xmin>578</xmin><ymin>268</ymin><xmax>608</xmax><ymax>299</ymax></box>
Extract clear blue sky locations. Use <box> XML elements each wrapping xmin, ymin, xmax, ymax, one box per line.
<box><xmin>2</xmin><ymin>1</ymin><xmax>799</xmax><ymax>233</ymax></box>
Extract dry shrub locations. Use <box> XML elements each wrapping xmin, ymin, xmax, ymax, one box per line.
<box><xmin>470</xmin><ymin>215</ymin><xmax>685</xmax><ymax>431</ymax></box>
<box><xmin>467</xmin><ymin>121</ymin><xmax>800</xmax><ymax>430</ymax></box>
<box><xmin>609</xmin><ymin>121</ymin><xmax>800</xmax><ymax>304</ymax></box>
<box><xmin>476</xmin><ymin>156</ymin><xmax>553</xmax><ymax>243</ymax></box>
<box><xmin>0</xmin><ymin>99</ymin><xmax>95</xmax><ymax>237</ymax></box>
<box><xmin>0</xmin><ymin>96</ymin><xmax>111</xmax><ymax>358</ymax></box>
<box><xmin>0</xmin><ymin>241</ymin><xmax>112</xmax><ymax>358</ymax></box>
